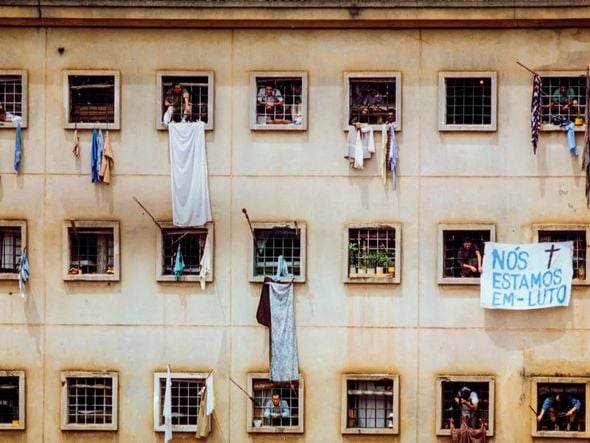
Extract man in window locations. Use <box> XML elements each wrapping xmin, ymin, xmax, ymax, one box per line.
<box><xmin>263</xmin><ymin>391</ymin><xmax>290</xmax><ymax>426</ymax></box>
<box><xmin>550</xmin><ymin>84</ymin><xmax>578</xmax><ymax>116</ymax></box>
<box><xmin>537</xmin><ymin>393</ymin><xmax>582</xmax><ymax>431</ymax></box>
<box><xmin>256</xmin><ymin>83</ymin><xmax>286</xmax><ymax>124</ymax></box>
<box><xmin>456</xmin><ymin>237</ymin><xmax>483</xmax><ymax>278</ymax></box>
<box><xmin>164</xmin><ymin>82</ymin><xmax>191</xmax><ymax>123</ymax></box>
<box><xmin>451</xmin><ymin>386</ymin><xmax>479</xmax><ymax>428</ymax></box>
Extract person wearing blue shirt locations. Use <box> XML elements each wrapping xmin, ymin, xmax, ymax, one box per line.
<box><xmin>537</xmin><ymin>393</ymin><xmax>582</xmax><ymax>431</ymax></box>
<box><xmin>263</xmin><ymin>392</ymin><xmax>290</xmax><ymax>426</ymax></box>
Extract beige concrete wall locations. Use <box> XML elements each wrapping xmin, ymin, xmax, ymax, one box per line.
<box><xmin>0</xmin><ymin>24</ymin><xmax>589</xmax><ymax>442</ymax></box>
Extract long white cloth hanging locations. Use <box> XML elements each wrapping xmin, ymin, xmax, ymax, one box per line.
<box><xmin>199</xmin><ymin>235</ymin><xmax>212</xmax><ymax>290</ymax></box>
<box><xmin>168</xmin><ymin>122</ymin><xmax>212</xmax><ymax>227</ymax></box>
<box><xmin>163</xmin><ymin>365</ymin><xmax>173</xmax><ymax>442</ymax></box>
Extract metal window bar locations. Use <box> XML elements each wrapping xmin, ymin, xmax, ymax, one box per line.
<box><xmin>0</xmin><ymin>227</ymin><xmax>21</xmax><ymax>273</ymax></box>
<box><xmin>539</xmin><ymin>230</ymin><xmax>587</xmax><ymax>280</ymax></box>
<box><xmin>67</xmin><ymin>377</ymin><xmax>113</xmax><ymax>425</ymax></box>
<box><xmin>443</xmin><ymin>230</ymin><xmax>491</xmax><ymax>278</ymax></box>
<box><xmin>536</xmin><ymin>383</ymin><xmax>586</xmax><ymax>432</ymax></box>
<box><xmin>0</xmin><ymin>376</ymin><xmax>20</xmax><ymax>424</ymax></box>
<box><xmin>441</xmin><ymin>381</ymin><xmax>490</xmax><ymax>430</ymax></box>
<box><xmin>162</xmin><ymin>228</ymin><xmax>208</xmax><ymax>275</ymax></box>
<box><xmin>346</xmin><ymin>379</ymin><xmax>394</xmax><ymax>429</ymax></box>
<box><xmin>69</xmin><ymin>75</ymin><xmax>115</xmax><ymax>124</ymax></box>
<box><xmin>159</xmin><ymin>378</ymin><xmax>204</xmax><ymax>426</ymax></box>
<box><xmin>0</xmin><ymin>75</ymin><xmax>23</xmax><ymax>117</ymax></box>
<box><xmin>162</xmin><ymin>76</ymin><xmax>210</xmax><ymax>123</ymax></box>
<box><xmin>252</xmin><ymin>379</ymin><xmax>299</xmax><ymax>427</ymax></box>
<box><xmin>253</xmin><ymin>228</ymin><xmax>301</xmax><ymax>277</ymax></box>
<box><xmin>348</xmin><ymin>227</ymin><xmax>396</xmax><ymax>275</ymax></box>
<box><xmin>349</xmin><ymin>78</ymin><xmax>397</xmax><ymax>125</ymax></box>
<box><xmin>68</xmin><ymin>227</ymin><xmax>114</xmax><ymax>275</ymax></box>
<box><xmin>255</xmin><ymin>78</ymin><xmax>303</xmax><ymax>124</ymax></box>
<box><xmin>445</xmin><ymin>77</ymin><xmax>492</xmax><ymax>125</ymax></box>
<box><xmin>540</xmin><ymin>76</ymin><xmax>587</xmax><ymax>124</ymax></box>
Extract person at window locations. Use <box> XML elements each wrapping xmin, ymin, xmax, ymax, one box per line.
<box><xmin>362</xmin><ymin>87</ymin><xmax>384</xmax><ymax>109</ymax></box>
<box><xmin>0</xmin><ymin>105</ymin><xmax>5</xmax><ymax>122</ymax></box>
<box><xmin>451</xmin><ymin>387</ymin><xmax>479</xmax><ymax>429</ymax></box>
<box><xmin>263</xmin><ymin>391</ymin><xmax>290</xmax><ymax>426</ymax></box>
<box><xmin>257</xmin><ymin>83</ymin><xmax>287</xmax><ymax>124</ymax></box>
<box><xmin>537</xmin><ymin>393</ymin><xmax>582</xmax><ymax>431</ymax></box>
<box><xmin>164</xmin><ymin>82</ymin><xmax>191</xmax><ymax>123</ymax></box>
<box><xmin>550</xmin><ymin>84</ymin><xmax>578</xmax><ymax>116</ymax></box>
<box><xmin>456</xmin><ymin>237</ymin><xmax>482</xmax><ymax>277</ymax></box>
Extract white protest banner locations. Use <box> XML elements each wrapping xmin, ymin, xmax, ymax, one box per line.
<box><xmin>481</xmin><ymin>241</ymin><xmax>573</xmax><ymax>310</ymax></box>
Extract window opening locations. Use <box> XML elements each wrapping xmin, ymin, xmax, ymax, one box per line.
<box><xmin>348</xmin><ymin>227</ymin><xmax>397</xmax><ymax>277</ymax></box>
<box><xmin>253</xmin><ymin>227</ymin><xmax>301</xmax><ymax>278</ymax></box>
<box><xmin>0</xmin><ymin>376</ymin><xmax>20</xmax><ymax>425</ymax></box>
<box><xmin>255</xmin><ymin>77</ymin><xmax>303</xmax><ymax>126</ymax></box>
<box><xmin>158</xmin><ymin>377</ymin><xmax>204</xmax><ymax>427</ymax></box>
<box><xmin>162</xmin><ymin>228</ymin><xmax>208</xmax><ymax>276</ymax></box>
<box><xmin>348</xmin><ymin>78</ymin><xmax>397</xmax><ymax>126</ymax></box>
<box><xmin>0</xmin><ymin>75</ymin><xmax>23</xmax><ymax>122</ymax></box>
<box><xmin>445</xmin><ymin>77</ymin><xmax>492</xmax><ymax>126</ymax></box>
<box><xmin>252</xmin><ymin>379</ymin><xmax>299</xmax><ymax>428</ymax></box>
<box><xmin>66</xmin><ymin>376</ymin><xmax>114</xmax><ymax>426</ymax></box>
<box><xmin>346</xmin><ymin>379</ymin><xmax>394</xmax><ymax>430</ymax></box>
<box><xmin>538</xmin><ymin>230</ymin><xmax>587</xmax><ymax>280</ymax></box>
<box><xmin>68</xmin><ymin>227</ymin><xmax>114</xmax><ymax>275</ymax></box>
<box><xmin>443</xmin><ymin>230</ymin><xmax>490</xmax><ymax>278</ymax></box>
<box><xmin>68</xmin><ymin>75</ymin><xmax>115</xmax><ymax>124</ymax></box>
<box><xmin>441</xmin><ymin>381</ymin><xmax>491</xmax><ymax>431</ymax></box>
<box><xmin>0</xmin><ymin>227</ymin><xmax>21</xmax><ymax>273</ymax></box>
<box><xmin>161</xmin><ymin>75</ymin><xmax>210</xmax><ymax>124</ymax></box>
<box><xmin>536</xmin><ymin>382</ymin><xmax>586</xmax><ymax>433</ymax></box>
<box><xmin>541</xmin><ymin>76</ymin><xmax>587</xmax><ymax>126</ymax></box>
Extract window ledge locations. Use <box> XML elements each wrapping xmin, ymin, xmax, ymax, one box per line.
<box><xmin>533</xmin><ymin>430</ymin><xmax>590</xmax><ymax>439</ymax></box>
<box><xmin>438</xmin><ymin>277</ymin><xmax>480</xmax><ymax>285</ymax></box>
<box><xmin>345</xmin><ymin>274</ymin><xmax>399</xmax><ymax>284</ymax></box>
<box><xmin>157</xmin><ymin>274</ymin><xmax>213</xmax><ymax>283</ymax></box>
<box><xmin>251</xmin><ymin>124</ymin><xmax>306</xmax><ymax>131</ymax></box>
<box><xmin>0</xmin><ymin>273</ymin><xmax>19</xmax><ymax>281</ymax></box>
<box><xmin>439</xmin><ymin>125</ymin><xmax>496</xmax><ymax>132</ymax></box>
<box><xmin>541</xmin><ymin>123</ymin><xmax>586</xmax><ymax>132</ymax></box>
<box><xmin>64</xmin><ymin>274</ymin><xmax>119</xmax><ymax>282</ymax></box>
<box><xmin>342</xmin><ymin>428</ymin><xmax>397</xmax><ymax>435</ymax></box>
<box><xmin>250</xmin><ymin>276</ymin><xmax>305</xmax><ymax>284</ymax></box>
<box><xmin>248</xmin><ymin>426</ymin><xmax>303</xmax><ymax>434</ymax></box>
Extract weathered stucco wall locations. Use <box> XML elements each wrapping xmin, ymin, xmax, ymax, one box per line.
<box><xmin>0</xmin><ymin>20</ymin><xmax>589</xmax><ymax>443</ymax></box>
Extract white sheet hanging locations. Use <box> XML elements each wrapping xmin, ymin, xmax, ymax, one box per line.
<box><xmin>168</xmin><ymin>122</ymin><xmax>212</xmax><ymax>227</ymax></box>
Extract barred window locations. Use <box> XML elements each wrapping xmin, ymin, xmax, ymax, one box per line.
<box><xmin>61</xmin><ymin>372</ymin><xmax>118</xmax><ymax>431</ymax></box>
<box><xmin>157</xmin><ymin>72</ymin><xmax>214</xmax><ymax>129</ymax></box>
<box><xmin>540</xmin><ymin>75</ymin><xmax>587</xmax><ymax>128</ymax></box>
<box><xmin>250</xmin><ymin>223</ymin><xmax>306</xmax><ymax>282</ymax></box>
<box><xmin>250</xmin><ymin>72</ymin><xmax>307</xmax><ymax>130</ymax></box>
<box><xmin>533</xmin><ymin>225</ymin><xmax>590</xmax><ymax>285</ymax></box>
<box><xmin>345</xmin><ymin>73</ymin><xmax>401</xmax><ymax>129</ymax></box>
<box><xmin>64</xmin><ymin>221</ymin><xmax>119</xmax><ymax>281</ymax></box>
<box><xmin>64</xmin><ymin>71</ymin><xmax>120</xmax><ymax>129</ymax></box>
<box><xmin>436</xmin><ymin>376</ymin><xmax>495</xmax><ymax>437</ymax></box>
<box><xmin>153</xmin><ymin>372</ymin><xmax>208</xmax><ymax>432</ymax></box>
<box><xmin>438</xmin><ymin>224</ymin><xmax>495</xmax><ymax>284</ymax></box>
<box><xmin>0</xmin><ymin>227</ymin><xmax>21</xmax><ymax>274</ymax></box>
<box><xmin>342</xmin><ymin>375</ymin><xmax>399</xmax><ymax>434</ymax></box>
<box><xmin>532</xmin><ymin>377</ymin><xmax>589</xmax><ymax>438</ymax></box>
<box><xmin>0</xmin><ymin>371</ymin><xmax>25</xmax><ymax>430</ymax></box>
<box><xmin>439</xmin><ymin>72</ymin><xmax>497</xmax><ymax>131</ymax></box>
<box><xmin>0</xmin><ymin>71</ymin><xmax>27</xmax><ymax>128</ymax></box>
<box><xmin>248</xmin><ymin>374</ymin><xmax>304</xmax><ymax>433</ymax></box>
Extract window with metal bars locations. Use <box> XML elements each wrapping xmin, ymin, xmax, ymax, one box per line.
<box><xmin>0</xmin><ymin>376</ymin><xmax>21</xmax><ymax>425</ymax></box>
<box><xmin>68</xmin><ymin>227</ymin><xmax>114</xmax><ymax>275</ymax></box>
<box><xmin>160</xmin><ymin>75</ymin><xmax>211</xmax><ymax>125</ymax></box>
<box><xmin>535</xmin><ymin>382</ymin><xmax>586</xmax><ymax>433</ymax></box>
<box><xmin>68</xmin><ymin>74</ymin><xmax>115</xmax><ymax>125</ymax></box>
<box><xmin>162</xmin><ymin>228</ymin><xmax>208</xmax><ymax>276</ymax></box>
<box><xmin>538</xmin><ymin>230</ymin><xmax>587</xmax><ymax>281</ymax></box>
<box><xmin>440</xmin><ymin>380</ymin><xmax>491</xmax><ymax>431</ymax></box>
<box><xmin>345</xmin><ymin>378</ymin><xmax>394</xmax><ymax>431</ymax></box>
<box><xmin>251</xmin><ymin>379</ymin><xmax>300</xmax><ymax>429</ymax></box>
<box><xmin>62</xmin><ymin>374</ymin><xmax>116</xmax><ymax>430</ymax></box>
<box><xmin>253</xmin><ymin>74</ymin><xmax>306</xmax><ymax>128</ymax></box>
<box><xmin>348</xmin><ymin>77</ymin><xmax>398</xmax><ymax>126</ymax></box>
<box><xmin>347</xmin><ymin>226</ymin><xmax>398</xmax><ymax>280</ymax></box>
<box><xmin>442</xmin><ymin>229</ymin><xmax>491</xmax><ymax>279</ymax></box>
<box><xmin>252</xmin><ymin>225</ymin><xmax>302</xmax><ymax>280</ymax></box>
<box><xmin>445</xmin><ymin>77</ymin><xmax>492</xmax><ymax>126</ymax></box>
<box><xmin>0</xmin><ymin>227</ymin><xmax>21</xmax><ymax>274</ymax></box>
<box><xmin>157</xmin><ymin>376</ymin><xmax>204</xmax><ymax>428</ymax></box>
<box><xmin>0</xmin><ymin>73</ymin><xmax>25</xmax><ymax>125</ymax></box>
<box><xmin>540</xmin><ymin>76</ymin><xmax>587</xmax><ymax>126</ymax></box>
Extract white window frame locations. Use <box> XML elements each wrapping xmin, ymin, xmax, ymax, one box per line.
<box><xmin>0</xmin><ymin>70</ymin><xmax>28</xmax><ymax>129</ymax></box>
<box><xmin>341</xmin><ymin>373</ymin><xmax>399</xmax><ymax>435</ymax></box>
<box><xmin>63</xmin><ymin>70</ymin><xmax>121</xmax><ymax>130</ymax></box>
<box><xmin>249</xmin><ymin>222</ymin><xmax>306</xmax><ymax>283</ymax></box>
<box><xmin>60</xmin><ymin>371</ymin><xmax>118</xmax><ymax>431</ymax></box>
<box><xmin>62</xmin><ymin>220</ymin><xmax>120</xmax><ymax>282</ymax></box>
<box><xmin>531</xmin><ymin>376</ymin><xmax>590</xmax><ymax>439</ymax></box>
<box><xmin>0</xmin><ymin>370</ymin><xmax>25</xmax><ymax>430</ymax></box>
<box><xmin>0</xmin><ymin>220</ymin><xmax>27</xmax><ymax>281</ymax></box>
<box><xmin>156</xmin><ymin>71</ymin><xmax>214</xmax><ymax>130</ymax></box>
<box><xmin>343</xmin><ymin>72</ymin><xmax>402</xmax><ymax>131</ymax></box>
<box><xmin>538</xmin><ymin>71</ymin><xmax>586</xmax><ymax>132</ymax></box>
<box><xmin>250</xmin><ymin>71</ymin><xmax>308</xmax><ymax>131</ymax></box>
<box><xmin>438</xmin><ymin>71</ymin><xmax>497</xmax><ymax>131</ymax></box>
<box><xmin>532</xmin><ymin>224</ymin><xmax>590</xmax><ymax>286</ymax></box>
<box><xmin>435</xmin><ymin>375</ymin><xmax>495</xmax><ymax>437</ymax></box>
<box><xmin>246</xmin><ymin>372</ymin><xmax>304</xmax><ymax>434</ymax></box>
<box><xmin>438</xmin><ymin>223</ymin><xmax>496</xmax><ymax>285</ymax></box>
<box><xmin>156</xmin><ymin>222</ymin><xmax>214</xmax><ymax>282</ymax></box>
<box><xmin>153</xmin><ymin>371</ymin><xmax>210</xmax><ymax>433</ymax></box>
<box><xmin>343</xmin><ymin>223</ymin><xmax>401</xmax><ymax>284</ymax></box>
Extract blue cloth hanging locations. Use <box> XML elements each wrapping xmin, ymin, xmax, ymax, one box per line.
<box><xmin>91</xmin><ymin>129</ymin><xmax>104</xmax><ymax>182</ymax></box>
<box><xmin>18</xmin><ymin>248</ymin><xmax>30</xmax><ymax>299</ymax></box>
<box><xmin>173</xmin><ymin>244</ymin><xmax>185</xmax><ymax>281</ymax></box>
<box><xmin>274</xmin><ymin>255</ymin><xmax>292</xmax><ymax>280</ymax></box>
<box><xmin>14</xmin><ymin>122</ymin><xmax>22</xmax><ymax>173</ymax></box>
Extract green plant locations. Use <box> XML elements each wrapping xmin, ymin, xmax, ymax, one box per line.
<box><xmin>348</xmin><ymin>242</ymin><xmax>358</xmax><ymax>265</ymax></box>
<box><xmin>378</xmin><ymin>252</ymin><xmax>392</xmax><ymax>267</ymax></box>
<box><xmin>363</xmin><ymin>252</ymin><xmax>381</xmax><ymax>269</ymax></box>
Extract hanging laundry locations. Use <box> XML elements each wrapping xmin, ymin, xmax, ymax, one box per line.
<box><xmin>17</xmin><ymin>248</ymin><xmax>30</xmax><ymax>299</ymax></box>
<box><xmin>13</xmin><ymin>122</ymin><xmax>22</xmax><ymax>173</ymax></box>
<box><xmin>345</xmin><ymin>124</ymin><xmax>375</xmax><ymax>169</ymax></box>
<box><xmin>173</xmin><ymin>243</ymin><xmax>185</xmax><ymax>281</ymax></box>
<box><xmin>451</xmin><ymin>420</ymin><xmax>487</xmax><ymax>443</ymax></box>
<box><xmin>530</xmin><ymin>73</ymin><xmax>542</xmax><ymax>154</ymax></box>
<box><xmin>195</xmin><ymin>375</ymin><xmax>214</xmax><ymax>439</ymax></box>
<box><xmin>256</xmin><ymin>277</ymin><xmax>272</xmax><ymax>328</ymax></box>
<box><xmin>198</xmin><ymin>235</ymin><xmax>212</xmax><ymax>290</ymax></box>
<box><xmin>99</xmin><ymin>130</ymin><xmax>114</xmax><ymax>184</ymax></box>
<box><xmin>380</xmin><ymin>122</ymin><xmax>399</xmax><ymax>190</ymax></box>
<box><xmin>72</xmin><ymin>129</ymin><xmax>80</xmax><ymax>157</ymax></box>
<box><xmin>90</xmin><ymin>128</ymin><xmax>104</xmax><ymax>183</ymax></box>
<box><xmin>274</xmin><ymin>255</ymin><xmax>292</xmax><ymax>280</ymax></box>
<box><xmin>163</xmin><ymin>365</ymin><xmax>173</xmax><ymax>443</ymax></box>
<box><xmin>552</xmin><ymin>116</ymin><xmax>578</xmax><ymax>156</ymax></box>
<box><xmin>583</xmin><ymin>67</ymin><xmax>590</xmax><ymax>207</ymax></box>
<box><xmin>268</xmin><ymin>281</ymin><xmax>299</xmax><ymax>382</ymax></box>
<box><xmin>168</xmin><ymin>121</ymin><xmax>212</xmax><ymax>227</ymax></box>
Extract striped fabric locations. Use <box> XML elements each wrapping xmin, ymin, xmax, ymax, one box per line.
<box><xmin>583</xmin><ymin>67</ymin><xmax>590</xmax><ymax>207</ymax></box>
<box><xmin>531</xmin><ymin>73</ymin><xmax>542</xmax><ymax>154</ymax></box>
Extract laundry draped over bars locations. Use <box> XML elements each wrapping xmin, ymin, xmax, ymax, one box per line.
<box><xmin>583</xmin><ymin>66</ymin><xmax>590</xmax><ymax>208</ymax></box>
<box><xmin>530</xmin><ymin>73</ymin><xmax>542</xmax><ymax>154</ymax></box>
